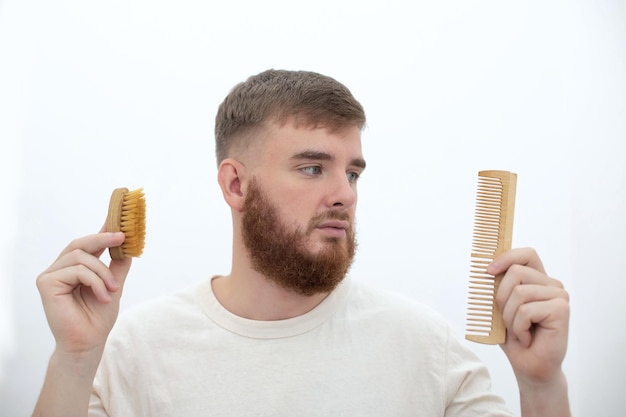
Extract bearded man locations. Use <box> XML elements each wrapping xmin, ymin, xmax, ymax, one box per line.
<box><xmin>32</xmin><ymin>69</ymin><xmax>571</xmax><ymax>417</ymax></box>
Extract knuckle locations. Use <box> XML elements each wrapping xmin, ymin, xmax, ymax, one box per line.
<box><xmin>517</xmin><ymin>302</ymin><xmax>532</xmax><ymax>318</ymax></box>
<box><xmin>35</xmin><ymin>272</ymin><xmax>47</xmax><ymax>289</ymax></box>
<box><xmin>554</xmin><ymin>297</ymin><xmax>570</xmax><ymax>316</ymax></box>
<box><xmin>526</xmin><ymin>247</ymin><xmax>538</xmax><ymax>258</ymax></box>
<box><xmin>73</xmin><ymin>263</ymin><xmax>89</xmax><ymax>276</ymax></box>
<box><xmin>495</xmin><ymin>292</ymin><xmax>507</xmax><ymax>310</ymax></box>
<box><xmin>561</xmin><ymin>288</ymin><xmax>570</xmax><ymax>302</ymax></box>
<box><xmin>506</xmin><ymin>263</ymin><xmax>524</xmax><ymax>277</ymax></box>
<box><xmin>67</xmin><ymin>238</ymin><xmax>82</xmax><ymax>251</ymax></box>
<box><xmin>67</xmin><ymin>248</ymin><xmax>83</xmax><ymax>261</ymax></box>
<box><xmin>552</xmin><ymin>277</ymin><xmax>565</xmax><ymax>290</ymax></box>
<box><xmin>510</xmin><ymin>282</ymin><xmax>530</xmax><ymax>300</ymax></box>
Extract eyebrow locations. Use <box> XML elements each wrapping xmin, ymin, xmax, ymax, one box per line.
<box><xmin>291</xmin><ymin>150</ymin><xmax>367</xmax><ymax>170</ymax></box>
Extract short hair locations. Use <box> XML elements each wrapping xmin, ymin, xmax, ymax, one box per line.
<box><xmin>214</xmin><ymin>69</ymin><xmax>366</xmax><ymax>165</ymax></box>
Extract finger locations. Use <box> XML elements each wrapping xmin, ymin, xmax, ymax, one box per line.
<box><xmin>92</xmin><ymin>222</ymin><xmax>110</xmax><ymax>258</ymax></box>
<box><xmin>102</xmin><ymin>215</ymin><xmax>133</xmax><ymax>293</ymax></box>
<box><xmin>506</xmin><ymin>297</ymin><xmax>570</xmax><ymax>348</ymax></box>
<box><xmin>497</xmin><ymin>264</ymin><xmax>565</xmax><ymax>311</ymax></box>
<box><xmin>56</xmin><ymin>232</ymin><xmax>125</xmax><ymax>262</ymax></box>
<box><xmin>108</xmin><ymin>257</ymin><xmax>132</xmax><ymax>298</ymax></box>
<box><xmin>488</xmin><ymin>247</ymin><xmax>546</xmax><ymax>276</ymax></box>
<box><xmin>38</xmin><ymin>264</ymin><xmax>113</xmax><ymax>304</ymax></box>
<box><xmin>47</xmin><ymin>248</ymin><xmax>120</xmax><ymax>292</ymax></box>
<box><xmin>499</xmin><ymin>282</ymin><xmax>569</xmax><ymax>340</ymax></box>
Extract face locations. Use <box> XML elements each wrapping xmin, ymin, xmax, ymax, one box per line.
<box><xmin>240</xmin><ymin>121</ymin><xmax>366</xmax><ymax>295</ymax></box>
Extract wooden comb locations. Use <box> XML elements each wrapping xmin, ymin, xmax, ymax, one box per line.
<box><xmin>465</xmin><ymin>170</ymin><xmax>517</xmax><ymax>344</ymax></box>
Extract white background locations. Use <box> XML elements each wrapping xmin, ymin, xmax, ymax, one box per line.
<box><xmin>1</xmin><ymin>1</ymin><xmax>624</xmax><ymax>415</ymax></box>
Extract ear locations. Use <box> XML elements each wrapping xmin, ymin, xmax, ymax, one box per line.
<box><xmin>217</xmin><ymin>158</ymin><xmax>248</xmax><ymax>212</ymax></box>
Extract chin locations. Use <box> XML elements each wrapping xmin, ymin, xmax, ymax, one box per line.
<box><xmin>310</xmin><ymin>237</ymin><xmax>342</xmax><ymax>251</ymax></box>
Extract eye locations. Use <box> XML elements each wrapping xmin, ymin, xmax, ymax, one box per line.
<box><xmin>300</xmin><ymin>166</ymin><xmax>322</xmax><ymax>176</ymax></box>
<box><xmin>346</xmin><ymin>171</ymin><xmax>360</xmax><ymax>183</ymax></box>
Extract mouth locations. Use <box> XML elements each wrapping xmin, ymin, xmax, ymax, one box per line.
<box><xmin>315</xmin><ymin>220</ymin><xmax>350</xmax><ymax>239</ymax></box>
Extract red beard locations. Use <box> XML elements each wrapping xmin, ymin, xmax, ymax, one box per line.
<box><xmin>241</xmin><ymin>179</ymin><xmax>356</xmax><ymax>296</ymax></box>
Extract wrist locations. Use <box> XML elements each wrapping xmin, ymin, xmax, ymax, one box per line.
<box><xmin>32</xmin><ymin>348</ymin><xmax>104</xmax><ymax>417</ymax></box>
<box><xmin>49</xmin><ymin>345</ymin><xmax>105</xmax><ymax>379</ymax></box>
<box><xmin>518</xmin><ymin>370</ymin><xmax>571</xmax><ymax>417</ymax></box>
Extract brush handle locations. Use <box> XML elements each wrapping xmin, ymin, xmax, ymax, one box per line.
<box><xmin>107</xmin><ymin>187</ymin><xmax>128</xmax><ymax>260</ymax></box>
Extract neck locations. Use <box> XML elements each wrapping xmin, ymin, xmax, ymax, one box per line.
<box><xmin>211</xmin><ymin>268</ymin><xmax>330</xmax><ymax>321</ymax></box>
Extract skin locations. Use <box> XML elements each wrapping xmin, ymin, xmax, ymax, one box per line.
<box><xmin>490</xmin><ymin>249</ymin><xmax>571</xmax><ymax>416</ymax></box>
<box><xmin>33</xmin><ymin>230</ymin><xmax>131</xmax><ymax>417</ymax></box>
<box><xmin>212</xmin><ymin>121</ymin><xmax>365</xmax><ymax>319</ymax></box>
<box><xmin>32</xmin><ymin>121</ymin><xmax>570</xmax><ymax>417</ymax></box>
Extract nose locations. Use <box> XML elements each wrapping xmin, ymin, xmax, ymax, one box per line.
<box><xmin>326</xmin><ymin>172</ymin><xmax>357</xmax><ymax>209</ymax></box>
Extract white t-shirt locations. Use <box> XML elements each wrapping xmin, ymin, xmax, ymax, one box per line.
<box><xmin>89</xmin><ymin>277</ymin><xmax>514</xmax><ymax>416</ymax></box>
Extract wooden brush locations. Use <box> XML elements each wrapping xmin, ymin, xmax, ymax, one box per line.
<box><xmin>465</xmin><ymin>170</ymin><xmax>517</xmax><ymax>345</ymax></box>
<box><xmin>106</xmin><ymin>187</ymin><xmax>146</xmax><ymax>260</ymax></box>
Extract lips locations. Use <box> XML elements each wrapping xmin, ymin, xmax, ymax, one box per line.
<box><xmin>317</xmin><ymin>220</ymin><xmax>349</xmax><ymax>230</ymax></box>
<box><xmin>316</xmin><ymin>220</ymin><xmax>350</xmax><ymax>238</ymax></box>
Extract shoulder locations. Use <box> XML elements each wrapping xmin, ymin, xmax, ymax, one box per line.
<box><xmin>347</xmin><ymin>279</ymin><xmax>448</xmax><ymax>319</ymax></box>
<box><xmin>108</xmin><ymin>279</ymin><xmax>209</xmax><ymax>344</ymax></box>
<box><xmin>344</xmin><ymin>279</ymin><xmax>452</xmax><ymax>337</ymax></box>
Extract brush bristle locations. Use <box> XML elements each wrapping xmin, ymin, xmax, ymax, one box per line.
<box><xmin>119</xmin><ymin>188</ymin><xmax>146</xmax><ymax>257</ymax></box>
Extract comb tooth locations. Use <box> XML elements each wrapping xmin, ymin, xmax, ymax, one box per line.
<box><xmin>474</xmin><ymin>221</ymin><xmax>499</xmax><ymax>228</ymax></box>
<box><xmin>473</xmin><ymin>227</ymin><xmax>499</xmax><ymax>234</ymax></box>
<box><xmin>469</xmin><ymin>272</ymin><xmax>492</xmax><ymax>278</ymax></box>
<box><xmin>475</xmin><ymin>206</ymin><xmax>501</xmax><ymax>212</ymax></box>
<box><xmin>467</xmin><ymin>318</ymin><xmax>493</xmax><ymax>325</ymax></box>
<box><xmin>477</xmin><ymin>192</ymin><xmax>502</xmax><ymax>199</ymax></box>
<box><xmin>473</xmin><ymin>234</ymin><xmax>498</xmax><ymax>240</ymax></box>
<box><xmin>472</xmin><ymin>247</ymin><xmax>497</xmax><ymax>253</ymax></box>
<box><xmin>469</xmin><ymin>286</ymin><xmax>494</xmax><ymax>292</ymax></box>
<box><xmin>469</xmin><ymin>273</ymin><xmax>493</xmax><ymax>279</ymax></box>
<box><xmin>473</xmin><ymin>223</ymin><xmax>499</xmax><ymax>230</ymax></box>
<box><xmin>477</xmin><ymin>192</ymin><xmax>502</xmax><ymax>198</ymax></box>
<box><xmin>469</xmin><ymin>290</ymin><xmax>493</xmax><ymax>296</ymax></box>
<box><xmin>474</xmin><ymin>223</ymin><xmax>499</xmax><ymax>232</ymax></box>
<box><xmin>468</xmin><ymin>292</ymin><xmax>494</xmax><ymax>300</ymax></box>
<box><xmin>472</xmin><ymin>241</ymin><xmax>498</xmax><ymax>247</ymax></box>
<box><xmin>469</xmin><ymin>276</ymin><xmax>494</xmax><ymax>282</ymax></box>
<box><xmin>473</xmin><ymin>234</ymin><xmax>499</xmax><ymax>240</ymax></box>
<box><xmin>472</xmin><ymin>242</ymin><xmax>497</xmax><ymax>249</ymax></box>
<box><xmin>471</xmin><ymin>258</ymin><xmax>490</xmax><ymax>263</ymax></box>
<box><xmin>465</xmin><ymin>170</ymin><xmax>517</xmax><ymax>345</ymax></box>
<box><xmin>472</xmin><ymin>243</ymin><xmax>497</xmax><ymax>249</ymax></box>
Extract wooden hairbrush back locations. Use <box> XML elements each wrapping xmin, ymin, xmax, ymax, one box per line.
<box><xmin>465</xmin><ymin>170</ymin><xmax>517</xmax><ymax>345</ymax></box>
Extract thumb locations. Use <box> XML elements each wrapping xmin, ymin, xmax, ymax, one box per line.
<box><xmin>108</xmin><ymin>257</ymin><xmax>132</xmax><ymax>299</ymax></box>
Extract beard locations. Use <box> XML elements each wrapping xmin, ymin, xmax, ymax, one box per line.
<box><xmin>241</xmin><ymin>178</ymin><xmax>356</xmax><ymax>296</ymax></box>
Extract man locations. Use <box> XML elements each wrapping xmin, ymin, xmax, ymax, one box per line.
<box><xmin>33</xmin><ymin>69</ymin><xmax>570</xmax><ymax>416</ymax></box>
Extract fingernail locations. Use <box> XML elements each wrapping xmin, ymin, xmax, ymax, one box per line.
<box><xmin>105</xmin><ymin>273</ymin><xmax>119</xmax><ymax>291</ymax></box>
<box><xmin>109</xmin><ymin>232</ymin><xmax>125</xmax><ymax>241</ymax></box>
<box><xmin>102</xmin><ymin>291</ymin><xmax>112</xmax><ymax>303</ymax></box>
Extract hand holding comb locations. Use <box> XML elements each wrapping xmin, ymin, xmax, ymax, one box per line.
<box><xmin>465</xmin><ymin>170</ymin><xmax>517</xmax><ymax>345</ymax></box>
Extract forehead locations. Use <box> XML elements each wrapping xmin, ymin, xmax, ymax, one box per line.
<box><xmin>259</xmin><ymin>120</ymin><xmax>364</xmax><ymax>162</ymax></box>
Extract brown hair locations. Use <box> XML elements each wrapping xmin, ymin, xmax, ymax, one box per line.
<box><xmin>214</xmin><ymin>69</ymin><xmax>366</xmax><ymax>165</ymax></box>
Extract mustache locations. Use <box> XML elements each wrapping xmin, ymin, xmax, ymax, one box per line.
<box><xmin>313</xmin><ymin>210</ymin><xmax>351</xmax><ymax>222</ymax></box>
<box><xmin>307</xmin><ymin>210</ymin><xmax>353</xmax><ymax>233</ymax></box>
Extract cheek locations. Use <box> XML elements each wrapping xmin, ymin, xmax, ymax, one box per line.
<box><xmin>257</xmin><ymin>173</ymin><xmax>323</xmax><ymax>223</ymax></box>
<box><xmin>282</xmin><ymin>196</ymin><xmax>315</xmax><ymax>223</ymax></box>
<box><xmin>281</xmin><ymin>196</ymin><xmax>321</xmax><ymax>233</ymax></box>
